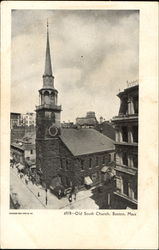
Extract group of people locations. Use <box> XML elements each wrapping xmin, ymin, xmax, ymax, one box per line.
<box><xmin>11</xmin><ymin>160</ymin><xmax>79</xmax><ymax>206</ymax></box>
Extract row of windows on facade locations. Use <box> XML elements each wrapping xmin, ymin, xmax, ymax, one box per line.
<box><xmin>116</xmin><ymin>176</ymin><xmax>137</xmax><ymax>200</ymax></box>
<box><xmin>116</xmin><ymin>152</ymin><xmax>138</xmax><ymax>168</ymax></box>
<box><xmin>116</xmin><ymin>125</ymin><xmax>138</xmax><ymax>143</ymax></box>
<box><xmin>60</xmin><ymin>154</ymin><xmax>112</xmax><ymax>171</ymax></box>
<box><xmin>59</xmin><ymin>171</ymin><xmax>100</xmax><ymax>187</ymax></box>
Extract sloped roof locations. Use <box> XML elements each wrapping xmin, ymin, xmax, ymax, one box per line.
<box><xmin>22</xmin><ymin>132</ymin><xmax>36</xmax><ymax>144</ymax></box>
<box><xmin>95</xmin><ymin>121</ymin><xmax>115</xmax><ymax>140</ymax></box>
<box><xmin>76</xmin><ymin>117</ymin><xmax>97</xmax><ymax>126</ymax></box>
<box><xmin>60</xmin><ymin>128</ymin><xmax>115</xmax><ymax>156</ymax></box>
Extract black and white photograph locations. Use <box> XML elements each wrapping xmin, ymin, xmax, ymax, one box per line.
<box><xmin>10</xmin><ymin>9</ymin><xmax>139</xmax><ymax>210</ymax></box>
<box><xmin>1</xmin><ymin>1</ymin><xmax>158</xmax><ymax>250</ymax></box>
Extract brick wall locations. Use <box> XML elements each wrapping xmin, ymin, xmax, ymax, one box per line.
<box><xmin>58</xmin><ymin>139</ymin><xmax>115</xmax><ymax>188</ymax></box>
<box><xmin>11</xmin><ymin>126</ymin><xmax>36</xmax><ymax>142</ymax></box>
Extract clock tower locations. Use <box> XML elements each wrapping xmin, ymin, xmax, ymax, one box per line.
<box><xmin>36</xmin><ymin>22</ymin><xmax>62</xmax><ymax>188</ymax></box>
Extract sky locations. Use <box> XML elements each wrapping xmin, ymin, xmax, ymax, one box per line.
<box><xmin>11</xmin><ymin>10</ymin><xmax>139</xmax><ymax>123</ymax></box>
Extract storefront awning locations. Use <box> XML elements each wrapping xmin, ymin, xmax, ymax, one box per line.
<box><xmin>109</xmin><ymin>169</ymin><xmax>116</xmax><ymax>177</ymax></box>
<box><xmin>30</xmin><ymin>165</ymin><xmax>36</xmax><ymax>169</ymax></box>
<box><xmin>101</xmin><ymin>166</ymin><xmax>109</xmax><ymax>173</ymax></box>
<box><xmin>84</xmin><ymin>176</ymin><xmax>93</xmax><ymax>185</ymax></box>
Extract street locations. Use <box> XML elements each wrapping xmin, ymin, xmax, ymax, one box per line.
<box><xmin>10</xmin><ymin>167</ymin><xmax>103</xmax><ymax>209</ymax></box>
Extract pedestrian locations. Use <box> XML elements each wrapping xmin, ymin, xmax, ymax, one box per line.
<box><xmin>74</xmin><ymin>186</ymin><xmax>78</xmax><ymax>201</ymax></box>
<box><xmin>25</xmin><ymin>179</ymin><xmax>28</xmax><ymax>185</ymax></box>
<box><xmin>38</xmin><ymin>192</ymin><xmax>40</xmax><ymax>197</ymax></box>
<box><xmin>68</xmin><ymin>193</ymin><xmax>72</xmax><ymax>203</ymax></box>
<box><xmin>45</xmin><ymin>196</ymin><xmax>48</xmax><ymax>205</ymax></box>
<box><xmin>20</xmin><ymin>173</ymin><xmax>23</xmax><ymax>179</ymax></box>
<box><xmin>58</xmin><ymin>189</ymin><xmax>62</xmax><ymax>199</ymax></box>
<box><xmin>71</xmin><ymin>185</ymin><xmax>77</xmax><ymax>201</ymax></box>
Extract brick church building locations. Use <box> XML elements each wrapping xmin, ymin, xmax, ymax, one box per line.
<box><xmin>36</xmin><ymin>23</ymin><xmax>115</xmax><ymax>191</ymax></box>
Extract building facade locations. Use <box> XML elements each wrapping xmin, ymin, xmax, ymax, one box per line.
<box><xmin>11</xmin><ymin>132</ymin><xmax>36</xmax><ymax>165</ymax></box>
<box><xmin>22</xmin><ymin>112</ymin><xmax>36</xmax><ymax>127</ymax></box>
<box><xmin>11</xmin><ymin>125</ymin><xmax>36</xmax><ymax>143</ymax></box>
<box><xmin>10</xmin><ymin>112</ymin><xmax>22</xmax><ymax>129</ymax></box>
<box><xmin>57</xmin><ymin>128</ymin><xmax>115</xmax><ymax>189</ymax></box>
<box><xmin>36</xmin><ymin>23</ymin><xmax>115</xmax><ymax>191</ymax></box>
<box><xmin>76</xmin><ymin>111</ymin><xmax>98</xmax><ymax>128</ymax></box>
<box><xmin>112</xmin><ymin>84</ymin><xmax>138</xmax><ymax>209</ymax></box>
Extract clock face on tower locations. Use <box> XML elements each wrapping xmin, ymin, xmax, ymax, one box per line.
<box><xmin>48</xmin><ymin>125</ymin><xmax>58</xmax><ymax>137</ymax></box>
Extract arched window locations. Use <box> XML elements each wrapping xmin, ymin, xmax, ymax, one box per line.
<box><xmin>44</xmin><ymin>91</ymin><xmax>50</xmax><ymax>104</ymax></box>
<box><xmin>44</xmin><ymin>91</ymin><xmax>49</xmax><ymax>96</ymax></box>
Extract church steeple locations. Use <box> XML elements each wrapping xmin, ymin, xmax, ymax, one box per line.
<box><xmin>43</xmin><ymin>21</ymin><xmax>54</xmax><ymax>89</ymax></box>
<box><xmin>44</xmin><ymin>21</ymin><xmax>53</xmax><ymax>76</ymax></box>
<box><xmin>36</xmin><ymin>21</ymin><xmax>62</xmax><ymax>190</ymax></box>
<box><xmin>37</xmin><ymin>21</ymin><xmax>61</xmax><ymax>112</ymax></box>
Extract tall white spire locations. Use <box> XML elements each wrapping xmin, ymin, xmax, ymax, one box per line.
<box><xmin>44</xmin><ymin>20</ymin><xmax>53</xmax><ymax>76</ymax></box>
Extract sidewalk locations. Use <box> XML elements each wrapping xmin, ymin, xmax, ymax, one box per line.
<box><xmin>10</xmin><ymin>167</ymin><xmax>100</xmax><ymax>209</ymax></box>
<box><xmin>10</xmin><ymin>168</ymin><xmax>45</xmax><ymax>209</ymax></box>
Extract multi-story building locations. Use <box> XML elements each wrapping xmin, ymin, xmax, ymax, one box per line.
<box><xmin>112</xmin><ymin>84</ymin><xmax>138</xmax><ymax>209</ymax></box>
<box><xmin>11</xmin><ymin>125</ymin><xmax>36</xmax><ymax>143</ymax></box>
<box><xmin>22</xmin><ymin>112</ymin><xmax>36</xmax><ymax>127</ymax></box>
<box><xmin>10</xmin><ymin>112</ymin><xmax>22</xmax><ymax>129</ymax></box>
<box><xmin>35</xmin><ymin>23</ymin><xmax>115</xmax><ymax>191</ymax></box>
<box><xmin>76</xmin><ymin>111</ymin><xmax>98</xmax><ymax>128</ymax></box>
<box><xmin>61</xmin><ymin>121</ymin><xmax>74</xmax><ymax>128</ymax></box>
<box><xmin>11</xmin><ymin>131</ymin><xmax>36</xmax><ymax>165</ymax></box>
